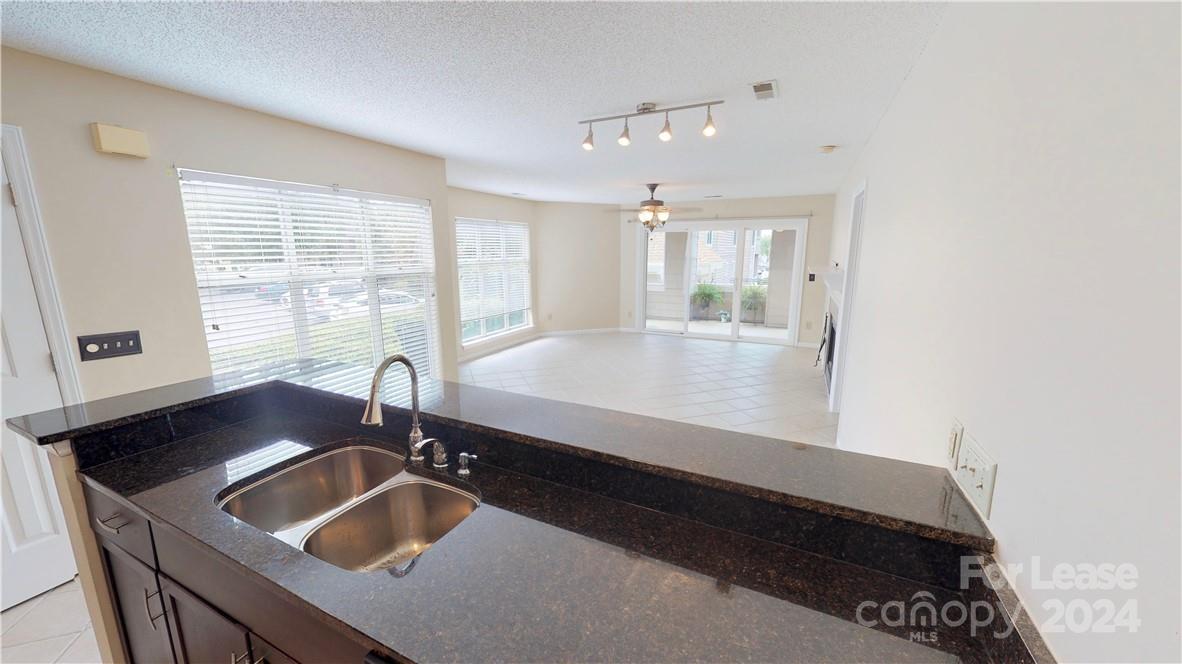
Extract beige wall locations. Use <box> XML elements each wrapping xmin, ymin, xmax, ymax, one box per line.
<box><xmin>447</xmin><ymin>189</ymin><xmax>624</xmax><ymax>354</ymax></box>
<box><xmin>535</xmin><ymin>202</ymin><xmax>621</xmax><ymax>332</ymax></box>
<box><xmin>619</xmin><ymin>194</ymin><xmax>833</xmax><ymax>343</ymax></box>
<box><xmin>447</xmin><ymin>187</ymin><xmax>536</xmax><ymax>227</ymax></box>
<box><xmin>827</xmin><ymin>4</ymin><xmax>1180</xmax><ymax>661</ymax></box>
<box><xmin>1</xmin><ymin>48</ymin><xmax>458</xmax><ymax>398</ymax></box>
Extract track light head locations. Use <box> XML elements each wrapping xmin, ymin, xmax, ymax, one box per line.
<box><xmin>582</xmin><ymin>124</ymin><xmax>594</xmax><ymax>151</ymax></box>
<box><xmin>702</xmin><ymin>106</ymin><xmax>716</xmax><ymax>137</ymax></box>
<box><xmin>658</xmin><ymin>113</ymin><xmax>672</xmax><ymax>142</ymax></box>
<box><xmin>617</xmin><ymin>118</ymin><xmax>631</xmax><ymax>146</ymax></box>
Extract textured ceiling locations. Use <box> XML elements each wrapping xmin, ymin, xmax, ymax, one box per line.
<box><xmin>1</xmin><ymin>2</ymin><xmax>944</xmax><ymax>204</ymax></box>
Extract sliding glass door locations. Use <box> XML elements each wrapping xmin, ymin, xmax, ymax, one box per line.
<box><xmin>738</xmin><ymin>228</ymin><xmax>796</xmax><ymax>342</ymax></box>
<box><xmin>641</xmin><ymin>219</ymin><xmax>807</xmax><ymax>345</ymax></box>
<box><xmin>687</xmin><ymin>229</ymin><xmax>739</xmax><ymax>337</ymax></box>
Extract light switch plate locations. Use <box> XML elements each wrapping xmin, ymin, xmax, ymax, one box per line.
<box><xmin>78</xmin><ymin>330</ymin><xmax>142</xmax><ymax>361</ymax></box>
<box><xmin>947</xmin><ymin>419</ymin><xmax>965</xmax><ymax>464</ymax></box>
<box><xmin>954</xmin><ymin>434</ymin><xmax>997</xmax><ymax>518</ymax></box>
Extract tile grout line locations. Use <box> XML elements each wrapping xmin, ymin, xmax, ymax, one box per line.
<box><xmin>0</xmin><ymin>593</ymin><xmax>47</xmax><ymax>636</ymax></box>
<box><xmin>51</xmin><ymin>629</ymin><xmax>86</xmax><ymax>664</ymax></box>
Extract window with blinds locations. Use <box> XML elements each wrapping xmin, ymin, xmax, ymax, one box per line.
<box><xmin>177</xmin><ymin>169</ymin><xmax>441</xmax><ymax>385</ymax></box>
<box><xmin>455</xmin><ymin>218</ymin><xmax>531</xmax><ymax>344</ymax></box>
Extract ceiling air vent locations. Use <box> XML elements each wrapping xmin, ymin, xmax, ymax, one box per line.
<box><xmin>752</xmin><ymin>80</ymin><xmax>778</xmax><ymax>101</ymax></box>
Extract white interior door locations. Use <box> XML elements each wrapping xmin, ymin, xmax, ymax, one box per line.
<box><xmin>1</xmin><ymin>156</ymin><xmax>76</xmax><ymax>609</ymax></box>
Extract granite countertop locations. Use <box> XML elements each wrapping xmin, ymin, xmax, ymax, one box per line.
<box><xmin>7</xmin><ymin>360</ymin><xmax>992</xmax><ymax>551</ymax></box>
<box><xmin>81</xmin><ymin>412</ymin><xmax>983</xmax><ymax>663</ymax></box>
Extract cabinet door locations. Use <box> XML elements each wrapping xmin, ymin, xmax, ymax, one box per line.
<box><xmin>101</xmin><ymin>541</ymin><xmax>174</xmax><ymax>664</ymax></box>
<box><xmin>160</xmin><ymin>577</ymin><xmax>250</xmax><ymax>664</ymax></box>
<box><xmin>248</xmin><ymin>633</ymin><xmax>299</xmax><ymax>664</ymax></box>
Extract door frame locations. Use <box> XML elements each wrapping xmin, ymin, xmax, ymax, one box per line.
<box><xmin>636</xmin><ymin>216</ymin><xmax>809</xmax><ymax>346</ymax></box>
<box><xmin>829</xmin><ymin>180</ymin><xmax>867</xmax><ymax>414</ymax></box>
<box><xmin>2</xmin><ymin>124</ymin><xmax>82</xmax><ymax>405</ymax></box>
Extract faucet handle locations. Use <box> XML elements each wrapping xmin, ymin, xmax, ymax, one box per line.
<box><xmin>420</xmin><ymin>438</ymin><xmax>448</xmax><ymax>470</ymax></box>
<box><xmin>458</xmin><ymin>453</ymin><xmax>478</xmax><ymax>478</ymax></box>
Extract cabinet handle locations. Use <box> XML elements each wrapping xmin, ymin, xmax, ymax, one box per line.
<box><xmin>143</xmin><ymin>589</ymin><xmax>165</xmax><ymax>630</ymax></box>
<box><xmin>97</xmin><ymin>513</ymin><xmax>130</xmax><ymax>535</ymax></box>
<box><xmin>230</xmin><ymin>651</ymin><xmax>264</xmax><ymax>664</ymax></box>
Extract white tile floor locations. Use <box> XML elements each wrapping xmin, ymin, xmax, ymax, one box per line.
<box><xmin>645</xmin><ymin>318</ymin><xmax>791</xmax><ymax>340</ymax></box>
<box><xmin>1</xmin><ymin>578</ymin><xmax>99</xmax><ymax>664</ymax></box>
<box><xmin>459</xmin><ymin>332</ymin><xmax>838</xmax><ymax>446</ymax></box>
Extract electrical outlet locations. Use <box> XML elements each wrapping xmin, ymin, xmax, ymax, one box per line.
<box><xmin>954</xmin><ymin>434</ymin><xmax>997</xmax><ymax>518</ymax></box>
<box><xmin>947</xmin><ymin>419</ymin><xmax>965</xmax><ymax>463</ymax></box>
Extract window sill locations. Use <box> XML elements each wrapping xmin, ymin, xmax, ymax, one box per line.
<box><xmin>461</xmin><ymin>324</ymin><xmax>534</xmax><ymax>350</ymax></box>
<box><xmin>459</xmin><ymin>325</ymin><xmax>537</xmax><ymax>361</ymax></box>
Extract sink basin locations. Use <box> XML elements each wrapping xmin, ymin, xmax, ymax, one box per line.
<box><xmin>302</xmin><ymin>479</ymin><xmax>478</xmax><ymax>572</ymax></box>
<box><xmin>218</xmin><ymin>444</ymin><xmax>479</xmax><ymax>574</ymax></box>
<box><xmin>219</xmin><ymin>446</ymin><xmax>405</xmax><ymax>536</ymax></box>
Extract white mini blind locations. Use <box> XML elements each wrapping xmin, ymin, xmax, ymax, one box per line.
<box><xmin>178</xmin><ymin>169</ymin><xmax>440</xmax><ymax>383</ymax></box>
<box><xmin>455</xmin><ymin>218</ymin><xmax>531</xmax><ymax>343</ymax></box>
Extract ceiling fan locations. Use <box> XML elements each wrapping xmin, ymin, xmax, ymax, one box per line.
<box><xmin>619</xmin><ymin>184</ymin><xmax>702</xmax><ymax>232</ymax></box>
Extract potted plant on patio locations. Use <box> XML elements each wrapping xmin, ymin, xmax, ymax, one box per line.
<box><xmin>690</xmin><ymin>283</ymin><xmax>723</xmax><ymax>318</ymax></box>
<box><xmin>741</xmin><ymin>284</ymin><xmax>767</xmax><ymax>323</ymax></box>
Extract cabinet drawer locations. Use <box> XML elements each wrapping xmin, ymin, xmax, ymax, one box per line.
<box><xmin>84</xmin><ymin>483</ymin><xmax>156</xmax><ymax>568</ymax></box>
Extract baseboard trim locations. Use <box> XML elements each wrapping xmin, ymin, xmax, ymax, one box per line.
<box><xmin>540</xmin><ymin>327</ymin><xmax>627</xmax><ymax>337</ymax></box>
<box><xmin>458</xmin><ymin>330</ymin><xmax>541</xmax><ymax>361</ymax></box>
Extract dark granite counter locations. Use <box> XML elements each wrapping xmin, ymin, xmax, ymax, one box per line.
<box><xmin>80</xmin><ymin>412</ymin><xmax>990</xmax><ymax>663</ymax></box>
<box><xmin>6</xmin><ymin>360</ymin><xmax>992</xmax><ymax>552</ymax></box>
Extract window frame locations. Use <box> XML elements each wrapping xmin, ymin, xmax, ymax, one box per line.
<box><xmin>177</xmin><ymin>168</ymin><xmax>440</xmax><ymax>379</ymax></box>
<box><xmin>454</xmin><ymin>216</ymin><xmax>534</xmax><ymax>347</ymax></box>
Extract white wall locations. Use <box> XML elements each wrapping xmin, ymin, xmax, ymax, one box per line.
<box><xmin>1</xmin><ymin>48</ymin><xmax>457</xmax><ymax>397</ymax></box>
<box><xmin>828</xmin><ymin>5</ymin><xmax>1180</xmax><ymax>661</ymax></box>
<box><xmin>619</xmin><ymin>194</ymin><xmax>833</xmax><ymax>343</ymax></box>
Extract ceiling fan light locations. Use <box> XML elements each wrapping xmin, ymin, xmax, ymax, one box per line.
<box><xmin>658</xmin><ymin>113</ymin><xmax>673</xmax><ymax>142</ymax></box>
<box><xmin>638</xmin><ymin>208</ymin><xmax>655</xmax><ymax>223</ymax></box>
<box><xmin>656</xmin><ymin>209</ymin><xmax>670</xmax><ymax>222</ymax></box>
<box><xmin>617</xmin><ymin>118</ymin><xmax>631</xmax><ymax>146</ymax></box>
<box><xmin>702</xmin><ymin>106</ymin><xmax>716</xmax><ymax>137</ymax></box>
<box><xmin>582</xmin><ymin>124</ymin><xmax>594</xmax><ymax>151</ymax></box>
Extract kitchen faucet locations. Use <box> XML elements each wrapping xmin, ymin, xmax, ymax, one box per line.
<box><xmin>361</xmin><ymin>353</ymin><xmax>436</xmax><ymax>465</ymax></box>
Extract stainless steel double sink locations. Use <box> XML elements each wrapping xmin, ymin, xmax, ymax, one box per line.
<box><xmin>218</xmin><ymin>446</ymin><xmax>478</xmax><ymax>574</ymax></box>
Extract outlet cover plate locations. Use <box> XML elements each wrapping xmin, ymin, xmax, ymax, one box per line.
<box><xmin>954</xmin><ymin>434</ymin><xmax>997</xmax><ymax>518</ymax></box>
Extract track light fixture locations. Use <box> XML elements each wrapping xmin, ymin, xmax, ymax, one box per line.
<box><xmin>577</xmin><ymin>100</ymin><xmax>723</xmax><ymax>150</ymax></box>
<box><xmin>658</xmin><ymin>112</ymin><xmax>672</xmax><ymax>142</ymax></box>
<box><xmin>617</xmin><ymin>118</ymin><xmax>631</xmax><ymax>146</ymax></box>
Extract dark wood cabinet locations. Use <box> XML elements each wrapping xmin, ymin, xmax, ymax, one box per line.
<box><xmin>248</xmin><ymin>633</ymin><xmax>299</xmax><ymax>664</ymax></box>
<box><xmin>159</xmin><ymin>577</ymin><xmax>251</xmax><ymax>664</ymax></box>
<box><xmin>84</xmin><ymin>482</ymin><xmax>367</xmax><ymax>663</ymax></box>
<box><xmin>100</xmin><ymin>541</ymin><xmax>174</xmax><ymax>664</ymax></box>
